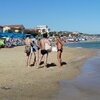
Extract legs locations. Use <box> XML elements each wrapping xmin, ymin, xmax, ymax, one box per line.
<box><xmin>44</xmin><ymin>53</ymin><xmax>48</xmax><ymax>67</ymax></box>
<box><xmin>57</xmin><ymin>51</ymin><xmax>62</xmax><ymax>67</ymax></box>
<box><xmin>26</xmin><ymin>53</ymin><xmax>32</xmax><ymax>67</ymax></box>
<box><xmin>27</xmin><ymin>49</ymin><xmax>48</xmax><ymax>68</ymax></box>
<box><xmin>34</xmin><ymin>50</ymin><xmax>39</xmax><ymax>67</ymax></box>
<box><xmin>39</xmin><ymin>55</ymin><xmax>43</xmax><ymax>65</ymax></box>
<box><xmin>26</xmin><ymin>55</ymin><xmax>29</xmax><ymax>67</ymax></box>
<box><xmin>39</xmin><ymin>52</ymin><xmax>48</xmax><ymax>68</ymax></box>
<box><xmin>33</xmin><ymin>52</ymin><xmax>36</xmax><ymax>65</ymax></box>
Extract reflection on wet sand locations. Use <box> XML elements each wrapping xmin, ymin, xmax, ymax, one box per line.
<box><xmin>56</xmin><ymin>56</ymin><xmax>100</xmax><ymax>100</ymax></box>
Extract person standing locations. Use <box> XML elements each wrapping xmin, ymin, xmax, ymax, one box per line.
<box><xmin>31</xmin><ymin>33</ymin><xmax>40</xmax><ymax>68</ymax></box>
<box><xmin>39</xmin><ymin>33</ymin><xmax>51</xmax><ymax>68</ymax></box>
<box><xmin>55</xmin><ymin>34</ymin><xmax>64</xmax><ymax>67</ymax></box>
<box><xmin>24</xmin><ymin>34</ymin><xmax>33</xmax><ymax>67</ymax></box>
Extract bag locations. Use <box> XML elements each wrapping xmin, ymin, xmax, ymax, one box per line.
<box><xmin>52</xmin><ymin>46</ymin><xmax>57</xmax><ymax>52</ymax></box>
<box><xmin>45</xmin><ymin>42</ymin><xmax>52</xmax><ymax>52</ymax></box>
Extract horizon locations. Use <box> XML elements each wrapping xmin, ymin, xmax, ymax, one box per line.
<box><xmin>0</xmin><ymin>0</ymin><xmax>100</xmax><ymax>34</ymax></box>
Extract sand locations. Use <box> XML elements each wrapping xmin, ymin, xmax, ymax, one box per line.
<box><xmin>0</xmin><ymin>46</ymin><xmax>98</xmax><ymax>100</ymax></box>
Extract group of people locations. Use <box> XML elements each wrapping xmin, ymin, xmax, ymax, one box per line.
<box><xmin>24</xmin><ymin>33</ymin><xmax>64</xmax><ymax>68</ymax></box>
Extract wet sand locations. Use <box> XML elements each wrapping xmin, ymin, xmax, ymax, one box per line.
<box><xmin>0</xmin><ymin>46</ymin><xmax>99</xmax><ymax>100</ymax></box>
<box><xmin>57</xmin><ymin>55</ymin><xmax>100</xmax><ymax>100</ymax></box>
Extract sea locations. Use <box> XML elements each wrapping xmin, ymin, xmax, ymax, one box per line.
<box><xmin>55</xmin><ymin>41</ymin><xmax>100</xmax><ymax>100</ymax></box>
<box><xmin>65</xmin><ymin>41</ymin><xmax>100</xmax><ymax>49</ymax></box>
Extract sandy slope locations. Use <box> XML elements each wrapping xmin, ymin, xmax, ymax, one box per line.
<box><xmin>0</xmin><ymin>46</ymin><xmax>98</xmax><ymax>100</ymax></box>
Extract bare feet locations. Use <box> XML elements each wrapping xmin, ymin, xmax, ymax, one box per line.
<box><xmin>27</xmin><ymin>65</ymin><xmax>30</xmax><ymax>67</ymax></box>
<box><xmin>57</xmin><ymin>64</ymin><xmax>62</xmax><ymax>67</ymax></box>
<box><xmin>44</xmin><ymin>64</ymin><xmax>47</xmax><ymax>68</ymax></box>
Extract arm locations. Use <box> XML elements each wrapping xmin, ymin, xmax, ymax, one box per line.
<box><xmin>40</xmin><ymin>40</ymin><xmax>42</xmax><ymax>49</ymax></box>
<box><xmin>35</xmin><ymin>40</ymin><xmax>40</xmax><ymax>48</ymax></box>
<box><xmin>30</xmin><ymin>39</ymin><xmax>33</xmax><ymax>46</ymax></box>
<box><xmin>57</xmin><ymin>38</ymin><xmax>64</xmax><ymax>45</ymax></box>
<box><xmin>47</xmin><ymin>39</ymin><xmax>51</xmax><ymax>46</ymax></box>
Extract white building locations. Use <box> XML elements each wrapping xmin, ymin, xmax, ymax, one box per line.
<box><xmin>33</xmin><ymin>25</ymin><xmax>50</xmax><ymax>34</ymax></box>
<box><xmin>3</xmin><ymin>25</ymin><xmax>25</xmax><ymax>33</ymax></box>
<box><xmin>72</xmin><ymin>31</ymin><xmax>80</xmax><ymax>35</ymax></box>
<box><xmin>3</xmin><ymin>26</ymin><xmax>11</xmax><ymax>33</ymax></box>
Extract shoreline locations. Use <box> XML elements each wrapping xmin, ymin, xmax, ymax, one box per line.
<box><xmin>56</xmin><ymin>54</ymin><xmax>100</xmax><ymax>100</ymax></box>
<box><xmin>65</xmin><ymin>40</ymin><xmax>100</xmax><ymax>49</ymax></box>
<box><xmin>66</xmin><ymin>39</ymin><xmax>100</xmax><ymax>44</ymax></box>
<box><xmin>0</xmin><ymin>46</ymin><xmax>99</xmax><ymax>100</ymax></box>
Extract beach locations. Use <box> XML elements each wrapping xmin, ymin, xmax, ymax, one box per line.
<box><xmin>0</xmin><ymin>46</ymin><xmax>98</xmax><ymax>100</ymax></box>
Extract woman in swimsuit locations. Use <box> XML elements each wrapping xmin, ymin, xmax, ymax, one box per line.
<box><xmin>25</xmin><ymin>35</ymin><xmax>33</xmax><ymax>67</ymax></box>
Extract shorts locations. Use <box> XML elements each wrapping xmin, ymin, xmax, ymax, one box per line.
<box><xmin>41</xmin><ymin>50</ymin><xmax>48</xmax><ymax>55</ymax></box>
<box><xmin>57</xmin><ymin>49</ymin><xmax>63</xmax><ymax>53</ymax></box>
<box><xmin>25</xmin><ymin>46</ymin><xmax>31</xmax><ymax>56</ymax></box>
<box><xmin>32</xmin><ymin>45</ymin><xmax>40</xmax><ymax>52</ymax></box>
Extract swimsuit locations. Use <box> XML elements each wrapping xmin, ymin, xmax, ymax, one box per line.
<box><xmin>57</xmin><ymin>48</ymin><xmax>63</xmax><ymax>52</ymax></box>
<box><xmin>25</xmin><ymin>39</ymin><xmax>31</xmax><ymax>55</ymax></box>
<box><xmin>41</xmin><ymin>50</ymin><xmax>48</xmax><ymax>55</ymax></box>
<box><xmin>33</xmin><ymin>45</ymin><xmax>39</xmax><ymax>52</ymax></box>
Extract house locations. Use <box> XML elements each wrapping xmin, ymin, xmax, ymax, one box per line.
<box><xmin>0</xmin><ymin>26</ymin><xmax>3</xmax><ymax>32</ymax></box>
<box><xmin>3</xmin><ymin>25</ymin><xmax>25</xmax><ymax>33</ymax></box>
<box><xmin>24</xmin><ymin>28</ymin><xmax>37</xmax><ymax>34</ymax></box>
<box><xmin>33</xmin><ymin>25</ymin><xmax>50</xmax><ymax>34</ymax></box>
<box><xmin>72</xmin><ymin>31</ymin><xmax>80</xmax><ymax>35</ymax></box>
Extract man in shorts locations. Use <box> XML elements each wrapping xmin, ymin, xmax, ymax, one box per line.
<box><xmin>39</xmin><ymin>33</ymin><xmax>51</xmax><ymax>68</ymax></box>
<box><xmin>55</xmin><ymin>34</ymin><xmax>64</xmax><ymax>67</ymax></box>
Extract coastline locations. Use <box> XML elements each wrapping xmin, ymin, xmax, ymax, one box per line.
<box><xmin>56</xmin><ymin>53</ymin><xmax>100</xmax><ymax>100</ymax></box>
<box><xmin>67</xmin><ymin>39</ymin><xmax>100</xmax><ymax>44</ymax></box>
<box><xmin>0</xmin><ymin>46</ymin><xmax>99</xmax><ymax>100</ymax></box>
<box><xmin>66</xmin><ymin>40</ymin><xmax>100</xmax><ymax>49</ymax></box>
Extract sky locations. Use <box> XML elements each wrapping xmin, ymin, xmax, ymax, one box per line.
<box><xmin>0</xmin><ymin>0</ymin><xmax>100</xmax><ymax>34</ymax></box>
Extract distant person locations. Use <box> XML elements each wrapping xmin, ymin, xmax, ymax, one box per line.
<box><xmin>55</xmin><ymin>34</ymin><xmax>64</xmax><ymax>67</ymax></box>
<box><xmin>31</xmin><ymin>33</ymin><xmax>40</xmax><ymax>68</ymax></box>
<box><xmin>24</xmin><ymin>34</ymin><xmax>33</xmax><ymax>67</ymax></box>
<box><xmin>39</xmin><ymin>33</ymin><xmax>51</xmax><ymax>68</ymax></box>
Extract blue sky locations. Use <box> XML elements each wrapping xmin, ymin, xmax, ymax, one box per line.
<box><xmin>0</xmin><ymin>0</ymin><xmax>100</xmax><ymax>34</ymax></box>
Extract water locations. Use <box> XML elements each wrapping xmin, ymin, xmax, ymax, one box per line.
<box><xmin>65</xmin><ymin>41</ymin><xmax>100</xmax><ymax>49</ymax></box>
<box><xmin>55</xmin><ymin>56</ymin><xmax>100</xmax><ymax>100</ymax></box>
<box><xmin>54</xmin><ymin>41</ymin><xmax>100</xmax><ymax>100</ymax></box>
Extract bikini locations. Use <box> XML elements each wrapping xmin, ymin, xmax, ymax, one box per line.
<box><xmin>25</xmin><ymin>39</ymin><xmax>31</xmax><ymax>55</ymax></box>
<box><xmin>57</xmin><ymin>48</ymin><xmax>63</xmax><ymax>52</ymax></box>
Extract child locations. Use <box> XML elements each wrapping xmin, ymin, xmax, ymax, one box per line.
<box><xmin>55</xmin><ymin>34</ymin><xmax>64</xmax><ymax>67</ymax></box>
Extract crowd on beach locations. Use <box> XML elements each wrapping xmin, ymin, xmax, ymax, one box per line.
<box><xmin>0</xmin><ymin>37</ymin><xmax>24</xmax><ymax>48</ymax></box>
<box><xmin>24</xmin><ymin>33</ymin><xmax>64</xmax><ymax>68</ymax></box>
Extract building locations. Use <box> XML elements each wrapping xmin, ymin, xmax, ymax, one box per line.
<box><xmin>72</xmin><ymin>31</ymin><xmax>80</xmax><ymax>35</ymax></box>
<box><xmin>0</xmin><ymin>26</ymin><xmax>3</xmax><ymax>32</ymax></box>
<box><xmin>3</xmin><ymin>25</ymin><xmax>25</xmax><ymax>33</ymax></box>
<box><xmin>24</xmin><ymin>28</ymin><xmax>36</xmax><ymax>33</ymax></box>
<box><xmin>33</xmin><ymin>25</ymin><xmax>50</xmax><ymax>34</ymax></box>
